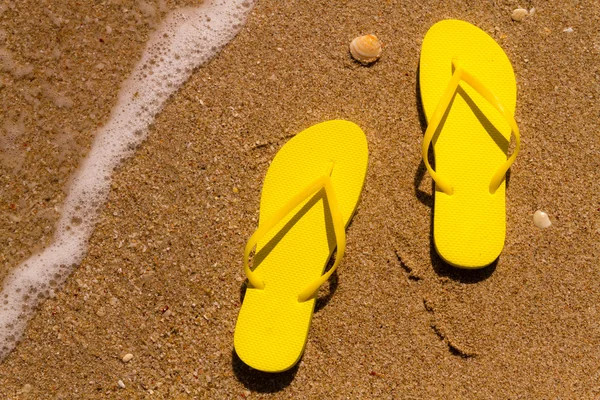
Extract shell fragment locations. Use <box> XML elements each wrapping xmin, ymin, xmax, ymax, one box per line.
<box><xmin>533</xmin><ymin>210</ymin><xmax>552</xmax><ymax>229</ymax></box>
<box><xmin>350</xmin><ymin>34</ymin><xmax>382</xmax><ymax>65</ymax></box>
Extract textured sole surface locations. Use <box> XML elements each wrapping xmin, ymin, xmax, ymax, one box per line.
<box><xmin>234</xmin><ymin>120</ymin><xmax>368</xmax><ymax>372</ymax></box>
<box><xmin>420</xmin><ymin>20</ymin><xmax>517</xmax><ymax>268</ymax></box>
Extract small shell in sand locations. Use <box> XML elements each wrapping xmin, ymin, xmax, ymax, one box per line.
<box><xmin>533</xmin><ymin>210</ymin><xmax>552</xmax><ymax>229</ymax></box>
<box><xmin>511</xmin><ymin>8</ymin><xmax>529</xmax><ymax>22</ymax></box>
<box><xmin>349</xmin><ymin>34</ymin><xmax>382</xmax><ymax>65</ymax></box>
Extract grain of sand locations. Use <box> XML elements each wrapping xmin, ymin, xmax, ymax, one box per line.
<box><xmin>1</xmin><ymin>0</ymin><xmax>600</xmax><ymax>398</ymax></box>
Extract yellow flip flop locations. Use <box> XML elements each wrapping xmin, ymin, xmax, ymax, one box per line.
<box><xmin>234</xmin><ymin>120</ymin><xmax>368</xmax><ymax>372</ymax></box>
<box><xmin>419</xmin><ymin>20</ymin><xmax>521</xmax><ymax>268</ymax></box>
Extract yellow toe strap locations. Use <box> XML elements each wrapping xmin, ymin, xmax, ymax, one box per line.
<box><xmin>243</xmin><ymin>162</ymin><xmax>346</xmax><ymax>303</ymax></box>
<box><xmin>422</xmin><ymin>59</ymin><xmax>521</xmax><ymax>195</ymax></box>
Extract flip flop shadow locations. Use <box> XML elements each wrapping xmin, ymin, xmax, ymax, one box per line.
<box><xmin>231</xmin><ymin>349</ymin><xmax>299</xmax><ymax>393</ymax></box>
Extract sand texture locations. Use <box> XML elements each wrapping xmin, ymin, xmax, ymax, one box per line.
<box><xmin>1</xmin><ymin>0</ymin><xmax>600</xmax><ymax>398</ymax></box>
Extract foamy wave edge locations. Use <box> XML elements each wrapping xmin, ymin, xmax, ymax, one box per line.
<box><xmin>0</xmin><ymin>0</ymin><xmax>254</xmax><ymax>361</ymax></box>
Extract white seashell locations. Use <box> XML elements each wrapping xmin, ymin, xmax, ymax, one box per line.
<box><xmin>511</xmin><ymin>8</ymin><xmax>528</xmax><ymax>22</ymax></box>
<box><xmin>350</xmin><ymin>34</ymin><xmax>382</xmax><ymax>65</ymax></box>
<box><xmin>533</xmin><ymin>210</ymin><xmax>552</xmax><ymax>229</ymax></box>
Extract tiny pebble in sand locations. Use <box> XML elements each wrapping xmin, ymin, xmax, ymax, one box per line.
<box><xmin>118</xmin><ymin>380</ymin><xmax>125</xmax><ymax>389</ymax></box>
<box><xmin>21</xmin><ymin>384</ymin><xmax>32</xmax><ymax>393</ymax></box>
<box><xmin>122</xmin><ymin>353</ymin><xmax>134</xmax><ymax>363</ymax></box>
<box><xmin>511</xmin><ymin>8</ymin><xmax>528</xmax><ymax>22</ymax></box>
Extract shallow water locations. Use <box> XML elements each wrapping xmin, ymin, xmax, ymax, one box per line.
<box><xmin>0</xmin><ymin>0</ymin><xmax>254</xmax><ymax>361</ymax></box>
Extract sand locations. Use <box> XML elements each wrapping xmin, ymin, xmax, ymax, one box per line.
<box><xmin>1</xmin><ymin>0</ymin><xmax>599</xmax><ymax>398</ymax></box>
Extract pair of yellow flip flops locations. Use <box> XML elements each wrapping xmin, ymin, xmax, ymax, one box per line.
<box><xmin>234</xmin><ymin>20</ymin><xmax>521</xmax><ymax>372</ymax></box>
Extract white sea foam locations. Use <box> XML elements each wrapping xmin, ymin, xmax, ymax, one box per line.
<box><xmin>0</xmin><ymin>0</ymin><xmax>254</xmax><ymax>361</ymax></box>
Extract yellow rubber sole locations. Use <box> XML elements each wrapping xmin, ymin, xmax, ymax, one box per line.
<box><xmin>234</xmin><ymin>120</ymin><xmax>368</xmax><ymax>372</ymax></box>
<box><xmin>420</xmin><ymin>20</ymin><xmax>517</xmax><ymax>268</ymax></box>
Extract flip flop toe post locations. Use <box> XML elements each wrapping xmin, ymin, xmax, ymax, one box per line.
<box><xmin>234</xmin><ymin>120</ymin><xmax>368</xmax><ymax>372</ymax></box>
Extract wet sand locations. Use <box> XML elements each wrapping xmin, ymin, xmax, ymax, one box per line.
<box><xmin>1</xmin><ymin>0</ymin><xmax>600</xmax><ymax>398</ymax></box>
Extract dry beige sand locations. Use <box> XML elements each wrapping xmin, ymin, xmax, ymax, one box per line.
<box><xmin>1</xmin><ymin>0</ymin><xmax>600</xmax><ymax>398</ymax></box>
